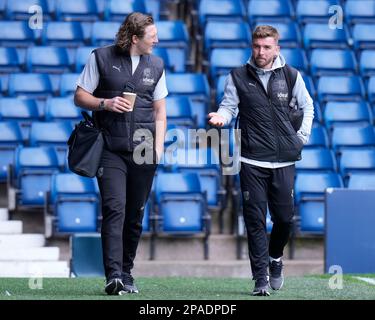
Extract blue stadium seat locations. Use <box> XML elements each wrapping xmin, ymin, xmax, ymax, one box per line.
<box><xmin>302</xmin><ymin>74</ymin><xmax>316</xmax><ymax>98</ymax></box>
<box><xmin>296</xmin><ymin>148</ymin><xmax>337</xmax><ymax>172</ymax></box>
<box><xmin>298</xmin><ymin>201</ymin><xmax>325</xmax><ymax>233</ymax></box>
<box><xmin>151</xmin><ymin>47</ymin><xmax>173</xmax><ymax>72</ymax></box>
<box><xmin>204</xmin><ymin>21</ymin><xmax>251</xmax><ymax>55</ymax></box>
<box><xmin>303</xmin><ymin>23</ymin><xmax>349</xmax><ymax>49</ymax></box>
<box><xmin>295</xmin><ymin>172</ymin><xmax>343</xmax><ymax>203</ymax></box>
<box><xmin>165</xmin><ymin>147</ymin><xmax>224</xmax><ymax>210</ymax></box>
<box><xmin>55</xmin><ymin>0</ymin><xmax>100</xmax><ymax>21</ymax></box>
<box><xmin>281</xmin><ymin>48</ymin><xmax>308</xmax><ymax>73</ymax></box>
<box><xmin>70</xmin><ymin>233</ymin><xmax>104</xmax><ymax>277</ymax></box>
<box><xmin>75</xmin><ymin>46</ymin><xmax>96</xmax><ymax>73</ymax></box>
<box><xmin>345</xmin><ymin>0</ymin><xmax>375</xmax><ymax>25</ymax></box>
<box><xmin>10</xmin><ymin>146</ymin><xmax>60</xmax><ymax>208</ymax></box>
<box><xmin>0</xmin><ymin>122</ymin><xmax>23</xmax><ymax>183</ymax></box>
<box><xmin>198</xmin><ymin>0</ymin><xmax>246</xmax><ymax>26</ymax></box>
<box><xmin>44</xmin><ymin>97</ymin><xmax>82</xmax><ymax>123</ymax></box>
<box><xmin>142</xmin><ymin>199</ymin><xmax>151</xmax><ymax>233</ymax></box>
<box><xmin>0</xmin><ymin>21</ymin><xmax>35</xmax><ymax>47</ymax></box>
<box><xmin>156</xmin><ymin>20</ymin><xmax>189</xmax><ymax>49</ymax></box>
<box><xmin>296</xmin><ymin>171</ymin><xmax>343</xmax><ymax>235</ymax></box>
<box><xmin>5</xmin><ymin>0</ymin><xmax>51</xmax><ymax>20</ymax></box>
<box><xmin>0</xmin><ymin>98</ymin><xmax>40</xmax><ymax>140</ymax></box>
<box><xmin>359</xmin><ymin>50</ymin><xmax>375</xmax><ymax>78</ymax></box>
<box><xmin>8</xmin><ymin>73</ymin><xmax>53</xmax><ymax>99</ymax></box>
<box><xmin>248</xmin><ymin>0</ymin><xmax>294</xmax><ymax>23</ymax></box>
<box><xmin>29</xmin><ymin>121</ymin><xmax>73</xmax><ymax>167</ymax></box>
<box><xmin>155</xmin><ymin>21</ymin><xmax>189</xmax><ymax>73</ymax></box>
<box><xmin>313</xmin><ymin>101</ymin><xmax>323</xmax><ymax>124</ymax></box>
<box><xmin>339</xmin><ymin>149</ymin><xmax>375</xmax><ymax>181</ymax></box>
<box><xmin>324</xmin><ymin>101</ymin><xmax>372</xmax><ymax>129</ymax></box>
<box><xmin>253</xmin><ymin>21</ymin><xmax>301</xmax><ymax>48</ymax></box>
<box><xmin>152</xmin><ymin>171</ymin><xmax>209</xmax><ymax>259</ymax></box>
<box><xmin>215</xmin><ymin>74</ymin><xmax>227</xmax><ymax>105</ymax></box>
<box><xmin>0</xmin><ymin>0</ymin><xmax>4</xmax><ymax>18</ymax></box>
<box><xmin>91</xmin><ymin>21</ymin><xmax>120</xmax><ymax>46</ymax></box>
<box><xmin>42</xmin><ymin>22</ymin><xmax>85</xmax><ymax>47</ymax></box>
<box><xmin>331</xmin><ymin>124</ymin><xmax>375</xmax><ymax>152</ymax></box>
<box><xmin>154</xmin><ymin>172</ymin><xmax>207</xmax><ymax>232</ymax></box>
<box><xmin>45</xmin><ymin>173</ymin><xmax>99</xmax><ymax>236</ymax></box>
<box><xmin>305</xmin><ymin>123</ymin><xmax>329</xmax><ymax>148</ymax></box>
<box><xmin>317</xmin><ymin>76</ymin><xmax>365</xmax><ymax>102</ymax></box>
<box><xmin>26</xmin><ymin>47</ymin><xmax>71</xmax><ymax>74</ymax></box>
<box><xmin>0</xmin><ymin>48</ymin><xmax>21</xmax><ymax>73</ymax></box>
<box><xmin>166</xmin><ymin>73</ymin><xmax>210</xmax><ymax>128</ymax></box>
<box><xmin>59</xmin><ymin>73</ymin><xmax>80</xmax><ymax>97</ymax></box>
<box><xmin>104</xmin><ymin>0</ymin><xmax>146</xmax><ymax>21</ymax></box>
<box><xmin>165</xmin><ymin>96</ymin><xmax>196</xmax><ymax>128</ymax></box>
<box><xmin>368</xmin><ymin>76</ymin><xmax>375</xmax><ymax>104</ymax></box>
<box><xmin>310</xmin><ymin>49</ymin><xmax>357</xmax><ymax>77</ymax></box>
<box><xmin>209</xmin><ymin>48</ymin><xmax>251</xmax><ymax>83</ymax></box>
<box><xmin>347</xmin><ymin>172</ymin><xmax>375</xmax><ymax>189</ymax></box>
<box><xmin>296</xmin><ymin>0</ymin><xmax>340</xmax><ymax>24</ymax></box>
<box><xmin>352</xmin><ymin>24</ymin><xmax>375</xmax><ymax>50</ymax></box>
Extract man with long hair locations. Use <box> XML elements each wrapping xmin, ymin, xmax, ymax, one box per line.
<box><xmin>209</xmin><ymin>25</ymin><xmax>314</xmax><ymax>296</ymax></box>
<box><xmin>74</xmin><ymin>12</ymin><xmax>167</xmax><ymax>295</ymax></box>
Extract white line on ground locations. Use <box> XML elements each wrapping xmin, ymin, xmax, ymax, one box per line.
<box><xmin>5</xmin><ymin>290</ymin><xmax>11</xmax><ymax>296</ymax></box>
<box><xmin>353</xmin><ymin>277</ymin><xmax>375</xmax><ymax>286</ymax></box>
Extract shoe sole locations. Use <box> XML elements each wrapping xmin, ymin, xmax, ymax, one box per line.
<box><xmin>105</xmin><ymin>279</ymin><xmax>124</xmax><ymax>295</ymax></box>
<box><xmin>119</xmin><ymin>289</ymin><xmax>139</xmax><ymax>294</ymax></box>
<box><xmin>252</xmin><ymin>289</ymin><xmax>270</xmax><ymax>296</ymax></box>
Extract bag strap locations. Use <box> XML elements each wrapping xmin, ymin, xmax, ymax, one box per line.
<box><xmin>282</xmin><ymin>64</ymin><xmax>298</xmax><ymax>105</ymax></box>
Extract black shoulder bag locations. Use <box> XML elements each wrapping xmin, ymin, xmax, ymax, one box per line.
<box><xmin>67</xmin><ymin>111</ymin><xmax>104</xmax><ymax>178</ymax></box>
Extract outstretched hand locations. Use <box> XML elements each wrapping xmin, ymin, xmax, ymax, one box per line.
<box><xmin>208</xmin><ymin>112</ymin><xmax>225</xmax><ymax>127</ymax></box>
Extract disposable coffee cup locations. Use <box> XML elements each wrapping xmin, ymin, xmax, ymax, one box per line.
<box><xmin>123</xmin><ymin>92</ymin><xmax>137</xmax><ymax>110</ymax></box>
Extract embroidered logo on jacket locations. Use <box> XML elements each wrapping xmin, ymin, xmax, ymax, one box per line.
<box><xmin>142</xmin><ymin>68</ymin><xmax>155</xmax><ymax>86</ymax></box>
<box><xmin>112</xmin><ymin>65</ymin><xmax>122</xmax><ymax>72</ymax></box>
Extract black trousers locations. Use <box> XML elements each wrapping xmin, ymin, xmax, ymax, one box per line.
<box><xmin>96</xmin><ymin>148</ymin><xmax>157</xmax><ymax>279</ymax></box>
<box><xmin>239</xmin><ymin>162</ymin><xmax>295</xmax><ymax>280</ymax></box>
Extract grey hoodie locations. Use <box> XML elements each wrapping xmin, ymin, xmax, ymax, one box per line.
<box><xmin>217</xmin><ymin>54</ymin><xmax>314</xmax><ymax>168</ymax></box>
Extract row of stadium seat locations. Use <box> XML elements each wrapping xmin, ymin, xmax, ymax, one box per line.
<box><xmin>1</xmin><ymin>20</ymin><xmax>375</xmax><ymax>52</ymax></box>
<box><xmin>193</xmin><ymin>0</ymin><xmax>375</xmax><ymax>27</ymax></box>
<box><xmin>4</xmin><ymin>143</ymin><xmax>374</xmax><ymax>243</ymax></box>
<box><xmin>0</xmin><ymin>20</ymin><xmax>189</xmax><ymax>48</ymax></box>
<box><xmin>1</xmin><ymin>97</ymin><xmax>373</xmax><ymax>132</ymax></box>
<box><xmin>0</xmin><ymin>46</ymin><xmax>189</xmax><ymax>74</ymax></box>
<box><xmin>5</xmin><ymin>0</ymin><xmax>375</xmax><ymax>26</ymax></box>
<box><xmin>3</xmin><ymin>47</ymin><xmax>375</xmax><ymax>78</ymax></box>
<box><xmin>2</xmin><ymin>72</ymin><xmax>375</xmax><ymax>103</ymax></box>
<box><xmin>0</xmin><ymin>0</ymin><xmax>162</xmax><ymax>21</ymax></box>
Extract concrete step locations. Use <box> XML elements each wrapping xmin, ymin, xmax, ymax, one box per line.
<box><xmin>0</xmin><ymin>247</ymin><xmax>60</xmax><ymax>261</ymax></box>
<box><xmin>0</xmin><ymin>220</ymin><xmax>23</xmax><ymax>234</ymax></box>
<box><xmin>135</xmin><ymin>234</ymin><xmax>238</xmax><ymax>261</ymax></box>
<box><xmin>0</xmin><ymin>234</ymin><xmax>45</xmax><ymax>248</ymax></box>
<box><xmin>132</xmin><ymin>260</ymin><xmax>324</xmax><ymax>278</ymax></box>
<box><xmin>0</xmin><ymin>261</ymin><xmax>70</xmax><ymax>278</ymax></box>
<box><xmin>0</xmin><ymin>208</ymin><xmax>9</xmax><ymax>221</ymax></box>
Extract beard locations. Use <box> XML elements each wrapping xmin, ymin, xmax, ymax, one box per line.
<box><xmin>254</xmin><ymin>56</ymin><xmax>275</xmax><ymax>68</ymax></box>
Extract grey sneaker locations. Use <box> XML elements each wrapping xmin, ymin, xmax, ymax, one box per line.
<box><xmin>105</xmin><ymin>277</ymin><xmax>124</xmax><ymax>295</ymax></box>
<box><xmin>121</xmin><ymin>272</ymin><xmax>139</xmax><ymax>294</ymax></box>
<box><xmin>252</xmin><ymin>278</ymin><xmax>270</xmax><ymax>296</ymax></box>
<box><xmin>269</xmin><ymin>260</ymin><xmax>284</xmax><ymax>290</ymax></box>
